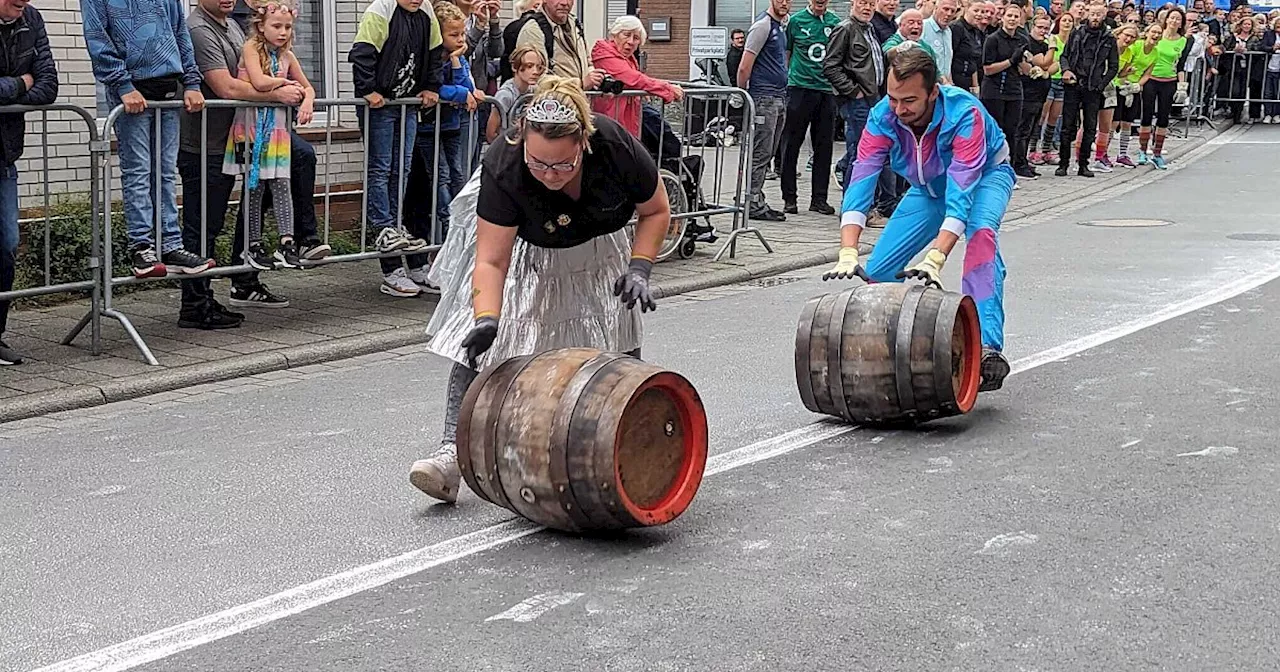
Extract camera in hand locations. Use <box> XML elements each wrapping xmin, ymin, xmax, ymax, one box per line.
<box><xmin>597</xmin><ymin>76</ymin><xmax>626</xmax><ymax>95</ymax></box>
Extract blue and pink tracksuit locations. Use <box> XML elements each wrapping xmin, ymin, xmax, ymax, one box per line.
<box><xmin>840</xmin><ymin>86</ymin><xmax>1013</xmax><ymax>352</ymax></box>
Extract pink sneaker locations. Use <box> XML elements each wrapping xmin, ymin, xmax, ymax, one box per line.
<box><xmin>1029</xmin><ymin>151</ymin><xmax>1044</xmax><ymax>165</ymax></box>
<box><xmin>1114</xmin><ymin>155</ymin><xmax>1137</xmax><ymax>168</ymax></box>
<box><xmin>1044</xmin><ymin>151</ymin><xmax>1059</xmax><ymax>164</ymax></box>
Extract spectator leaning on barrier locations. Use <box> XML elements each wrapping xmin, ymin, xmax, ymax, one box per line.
<box><xmin>0</xmin><ymin>0</ymin><xmax>57</xmax><ymax>366</ymax></box>
<box><xmin>778</xmin><ymin>0</ymin><xmax>840</xmax><ymax>217</ymax></box>
<box><xmin>487</xmin><ymin>44</ymin><xmax>544</xmax><ymax>142</ymax></box>
<box><xmin>82</xmin><ymin>0</ymin><xmax>217</xmax><ymax>279</ymax></box>
<box><xmin>350</xmin><ymin>0</ymin><xmax>442</xmax><ymax>294</ymax></box>
<box><xmin>590</xmin><ymin>16</ymin><xmax>684</xmax><ymax>138</ymax></box>
<box><xmin>177</xmin><ymin>0</ymin><xmax>309</xmax><ymax>329</ymax></box>
<box><xmin>738</xmin><ymin>0</ymin><xmax>791</xmax><ymax>223</ymax></box>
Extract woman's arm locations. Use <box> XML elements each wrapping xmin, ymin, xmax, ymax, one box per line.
<box><xmin>631</xmin><ymin>177</ymin><xmax>671</xmax><ymax>262</ymax></box>
<box><xmin>472</xmin><ymin>218</ymin><xmax>519</xmax><ymax>319</ymax></box>
<box><xmin>982</xmin><ymin>35</ymin><xmax>1015</xmax><ymax>76</ymax></box>
<box><xmin>591</xmin><ymin>43</ymin><xmax>680</xmax><ymax>102</ymax></box>
<box><xmin>244</xmin><ymin>44</ymin><xmax>288</xmax><ymax>92</ymax></box>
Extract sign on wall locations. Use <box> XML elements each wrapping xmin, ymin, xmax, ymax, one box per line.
<box><xmin>690</xmin><ymin>26</ymin><xmax>729</xmax><ymax>59</ymax></box>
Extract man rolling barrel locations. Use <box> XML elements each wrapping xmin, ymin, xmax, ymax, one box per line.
<box><xmin>824</xmin><ymin>43</ymin><xmax>1012</xmax><ymax>392</ymax></box>
<box><xmin>409</xmin><ymin>75</ymin><xmax>672</xmax><ymax>504</ymax></box>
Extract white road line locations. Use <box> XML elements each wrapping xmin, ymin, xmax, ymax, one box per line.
<box><xmin>32</xmin><ymin>262</ymin><xmax>1280</xmax><ymax>672</ymax></box>
<box><xmin>484</xmin><ymin>592</ymin><xmax>585</xmax><ymax>623</ymax></box>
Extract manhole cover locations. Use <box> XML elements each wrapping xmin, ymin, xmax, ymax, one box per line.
<box><xmin>1078</xmin><ymin>218</ymin><xmax>1174</xmax><ymax>228</ymax></box>
<box><xmin>1227</xmin><ymin>233</ymin><xmax>1280</xmax><ymax>241</ymax></box>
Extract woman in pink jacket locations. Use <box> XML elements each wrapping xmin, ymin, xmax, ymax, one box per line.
<box><xmin>590</xmin><ymin>15</ymin><xmax>684</xmax><ymax>137</ymax></box>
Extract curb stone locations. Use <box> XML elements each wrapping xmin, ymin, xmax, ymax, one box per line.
<box><xmin>0</xmin><ymin>122</ymin><xmax>1230</xmax><ymax>425</ymax></box>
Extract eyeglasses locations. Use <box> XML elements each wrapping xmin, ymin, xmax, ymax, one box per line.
<box><xmin>524</xmin><ymin>147</ymin><xmax>581</xmax><ymax>173</ymax></box>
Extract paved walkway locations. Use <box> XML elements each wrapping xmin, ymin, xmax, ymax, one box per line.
<box><xmin>0</xmin><ymin>122</ymin><xmax>1223</xmax><ymax>422</ymax></box>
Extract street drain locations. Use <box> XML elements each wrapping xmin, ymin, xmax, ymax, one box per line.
<box><xmin>749</xmin><ymin>276</ymin><xmax>805</xmax><ymax>288</ymax></box>
<box><xmin>1078</xmin><ymin>218</ymin><xmax>1174</xmax><ymax>228</ymax></box>
<box><xmin>1227</xmin><ymin>233</ymin><xmax>1280</xmax><ymax>241</ymax></box>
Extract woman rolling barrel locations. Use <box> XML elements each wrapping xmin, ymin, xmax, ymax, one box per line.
<box><xmin>410</xmin><ymin>75</ymin><xmax>672</xmax><ymax>504</ymax></box>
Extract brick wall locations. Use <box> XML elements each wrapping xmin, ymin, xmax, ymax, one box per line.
<box><xmin>637</xmin><ymin>0</ymin><xmax>692</xmax><ymax>82</ymax></box>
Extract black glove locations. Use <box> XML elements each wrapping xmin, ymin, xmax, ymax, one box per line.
<box><xmin>613</xmin><ymin>257</ymin><xmax>657</xmax><ymax>313</ymax></box>
<box><xmin>1008</xmin><ymin>48</ymin><xmax>1024</xmax><ymax>67</ymax></box>
<box><xmin>461</xmin><ymin>316</ymin><xmax>498</xmax><ymax>369</ymax></box>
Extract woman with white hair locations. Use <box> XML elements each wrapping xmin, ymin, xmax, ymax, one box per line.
<box><xmin>590</xmin><ymin>15</ymin><xmax>684</xmax><ymax>137</ymax></box>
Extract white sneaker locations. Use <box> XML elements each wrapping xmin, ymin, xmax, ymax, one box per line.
<box><xmin>375</xmin><ymin>227</ymin><xmax>430</xmax><ymax>254</ymax></box>
<box><xmin>407</xmin><ymin>266</ymin><xmax>441</xmax><ymax>294</ymax></box>
<box><xmin>410</xmin><ymin>443</ymin><xmax>461</xmax><ymax>503</ymax></box>
<box><xmin>381</xmin><ymin>267</ymin><xmax>421</xmax><ymax>297</ymax></box>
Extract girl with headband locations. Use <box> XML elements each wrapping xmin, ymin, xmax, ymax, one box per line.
<box><xmin>409</xmin><ymin>75</ymin><xmax>672</xmax><ymax>503</ymax></box>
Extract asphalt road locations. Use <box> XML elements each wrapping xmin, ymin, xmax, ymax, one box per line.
<box><xmin>4</xmin><ymin>124</ymin><xmax>1280</xmax><ymax>671</ymax></box>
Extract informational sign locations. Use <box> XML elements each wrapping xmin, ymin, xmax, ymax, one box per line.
<box><xmin>690</xmin><ymin>26</ymin><xmax>729</xmax><ymax>59</ymax></box>
<box><xmin>647</xmin><ymin>17</ymin><xmax>672</xmax><ymax>42</ymax></box>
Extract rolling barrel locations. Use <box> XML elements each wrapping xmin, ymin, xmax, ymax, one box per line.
<box><xmin>456</xmin><ymin>348</ymin><xmax>709</xmax><ymax>533</ymax></box>
<box><xmin>795</xmin><ymin>283</ymin><xmax>982</xmax><ymax>425</ymax></box>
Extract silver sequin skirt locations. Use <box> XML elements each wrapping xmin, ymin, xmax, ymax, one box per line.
<box><xmin>425</xmin><ymin>169</ymin><xmax>642</xmax><ymax>369</ymax></box>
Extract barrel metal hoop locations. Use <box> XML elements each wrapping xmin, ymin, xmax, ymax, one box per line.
<box><xmin>892</xmin><ymin>285</ymin><xmax>926</xmax><ymax>419</ymax></box>
<box><xmin>932</xmin><ymin>291</ymin><xmax>962</xmax><ymax>413</ymax></box>
<box><xmin>456</xmin><ymin>357</ymin><xmax>521</xmax><ymax>504</ymax></box>
<box><xmin>483</xmin><ymin>354</ymin><xmax>542</xmax><ymax>513</ymax></box>
<box><xmin>794</xmin><ymin>295</ymin><xmax>821</xmax><ymax>413</ymax></box>
<box><xmin>827</xmin><ymin>288</ymin><xmax>856</xmax><ymax>422</ymax></box>
<box><xmin>549</xmin><ymin>351</ymin><xmax>628</xmax><ymax>531</ymax></box>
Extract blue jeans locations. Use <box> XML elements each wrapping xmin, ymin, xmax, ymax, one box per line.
<box><xmin>864</xmin><ymin>164</ymin><xmax>1014</xmax><ymax>351</ymax></box>
<box><xmin>416</xmin><ymin>128</ymin><xmax>465</xmax><ymax>234</ymax></box>
<box><xmin>113</xmin><ymin>98</ymin><xmax>183</xmax><ymax>252</ymax></box>
<box><xmin>839</xmin><ymin>97</ymin><xmax>897</xmax><ymax>213</ymax></box>
<box><xmin>1264</xmin><ymin>71</ymin><xmax>1280</xmax><ymax>117</ymax></box>
<box><xmin>0</xmin><ymin>162</ymin><xmax>17</xmax><ymax>336</ymax></box>
<box><xmin>360</xmin><ymin>105</ymin><xmax>416</xmax><ymax>230</ymax></box>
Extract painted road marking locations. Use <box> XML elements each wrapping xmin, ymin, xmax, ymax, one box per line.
<box><xmin>484</xmin><ymin>592</ymin><xmax>586</xmax><ymax>624</ymax></box>
<box><xmin>32</xmin><ymin>261</ymin><xmax>1280</xmax><ymax>672</ymax></box>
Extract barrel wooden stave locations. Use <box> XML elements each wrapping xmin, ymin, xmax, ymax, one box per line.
<box><xmin>458</xmin><ymin>348</ymin><xmax>708</xmax><ymax>532</ymax></box>
<box><xmin>795</xmin><ymin>283</ymin><xmax>981</xmax><ymax>425</ymax></box>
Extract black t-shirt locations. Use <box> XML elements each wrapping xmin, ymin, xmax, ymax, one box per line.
<box><xmin>476</xmin><ymin>114</ymin><xmax>660</xmax><ymax>249</ymax></box>
<box><xmin>981</xmin><ymin>28</ymin><xmax>1028</xmax><ymax>101</ymax></box>
<box><xmin>1021</xmin><ymin>38</ymin><xmax>1052</xmax><ymax>102</ymax></box>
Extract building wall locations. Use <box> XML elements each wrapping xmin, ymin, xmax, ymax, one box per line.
<box><xmin>637</xmin><ymin>0</ymin><xmax>694</xmax><ymax>82</ymax></box>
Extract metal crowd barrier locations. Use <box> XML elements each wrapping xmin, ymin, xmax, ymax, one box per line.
<box><xmin>562</xmin><ymin>84</ymin><xmax>764</xmax><ymax>262</ymax></box>
<box><xmin>3</xmin><ymin>83</ymin><xmax>760</xmax><ymax>367</ymax></box>
<box><xmin>1210</xmin><ymin>49</ymin><xmax>1278</xmax><ymax>122</ymax></box>
<box><xmin>0</xmin><ymin>103</ymin><xmax>106</xmax><ymax>353</ymax></box>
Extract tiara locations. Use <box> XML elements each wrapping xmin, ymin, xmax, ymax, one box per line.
<box><xmin>524</xmin><ymin>98</ymin><xmax>578</xmax><ymax>125</ymax></box>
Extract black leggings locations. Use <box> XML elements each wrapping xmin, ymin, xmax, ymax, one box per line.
<box><xmin>1140</xmin><ymin>79</ymin><xmax>1177</xmax><ymax>128</ymax></box>
<box><xmin>1116</xmin><ymin>87</ymin><xmax>1142</xmax><ymax>125</ymax></box>
<box><xmin>980</xmin><ymin>97</ymin><xmax>1023</xmax><ymax>150</ymax></box>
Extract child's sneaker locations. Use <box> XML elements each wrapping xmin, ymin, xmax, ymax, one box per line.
<box><xmin>381</xmin><ymin>267</ymin><xmax>421</xmax><ymax>297</ymax></box>
<box><xmin>274</xmin><ymin>239</ymin><xmax>302</xmax><ymax>269</ymax></box>
<box><xmin>407</xmin><ymin>266</ymin><xmax>441</xmax><ymax>294</ymax></box>
<box><xmin>299</xmin><ymin>238</ymin><xmax>332</xmax><ymax>260</ymax></box>
<box><xmin>242</xmin><ymin>242</ymin><xmax>276</xmax><ymax>271</ymax></box>
<box><xmin>130</xmin><ymin>244</ymin><xmax>167</xmax><ymax>278</ymax></box>
<box><xmin>375</xmin><ymin>227</ymin><xmax>429</xmax><ymax>253</ymax></box>
<box><xmin>1115</xmin><ymin>155</ymin><xmax>1137</xmax><ymax>168</ymax></box>
<box><xmin>162</xmin><ymin>248</ymin><xmax>215</xmax><ymax>275</ymax></box>
<box><xmin>1028</xmin><ymin>151</ymin><xmax>1044</xmax><ymax>165</ymax></box>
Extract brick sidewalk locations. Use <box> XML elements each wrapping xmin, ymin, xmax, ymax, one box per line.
<box><xmin>0</xmin><ymin>123</ymin><xmax>1221</xmax><ymax>422</ymax></box>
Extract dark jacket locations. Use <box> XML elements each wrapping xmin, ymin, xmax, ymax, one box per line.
<box><xmin>0</xmin><ymin>6</ymin><xmax>58</xmax><ymax>165</ymax></box>
<box><xmin>951</xmin><ymin>18</ymin><xmax>985</xmax><ymax>88</ymax></box>
<box><xmin>1060</xmin><ymin>22</ymin><xmax>1118</xmax><ymax>92</ymax></box>
<box><xmin>870</xmin><ymin>12</ymin><xmax>897</xmax><ymax>45</ymax></box>
<box><xmin>823</xmin><ymin>16</ymin><xmax>883</xmax><ymax>101</ymax></box>
<box><xmin>349</xmin><ymin>0</ymin><xmax>443</xmax><ymax>98</ymax></box>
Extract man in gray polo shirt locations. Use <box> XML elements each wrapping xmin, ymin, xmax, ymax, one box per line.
<box><xmin>177</xmin><ymin>0</ymin><xmax>322</xmax><ymax>329</ymax></box>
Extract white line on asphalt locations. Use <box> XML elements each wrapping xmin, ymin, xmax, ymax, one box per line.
<box><xmin>32</xmin><ymin>260</ymin><xmax>1280</xmax><ymax>672</ymax></box>
<box><xmin>484</xmin><ymin>591</ymin><xmax>586</xmax><ymax>623</ymax></box>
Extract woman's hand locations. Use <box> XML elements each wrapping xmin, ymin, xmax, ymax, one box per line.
<box><xmin>461</xmin><ymin>316</ymin><xmax>499</xmax><ymax>368</ymax></box>
<box><xmin>669</xmin><ymin>84</ymin><xmax>685</xmax><ymax>101</ymax></box>
<box><xmin>613</xmin><ymin>257</ymin><xmax>656</xmax><ymax>312</ymax></box>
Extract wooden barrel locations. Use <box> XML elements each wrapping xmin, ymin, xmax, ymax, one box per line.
<box><xmin>456</xmin><ymin>348</ymin><xmax>709</xmax><ymax>533</ymax></box>
<box><xmin>795</xmin><ymin>283</ymin><xmax>982</xmax><ymax>425</ymax></box>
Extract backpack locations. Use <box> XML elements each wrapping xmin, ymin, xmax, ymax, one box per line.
<box><xmin>499</xmin><ymin>10</ymin><xmax>586</xmax><ymax>82</ymax></box>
